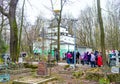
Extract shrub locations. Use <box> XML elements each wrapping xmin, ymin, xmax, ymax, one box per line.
<box><xmin>0</xmin><ymin>57</ymin><xmax>4</xmax><ymax>64</ymax></box>
<box><xmin>99</xmin><ymin>78</ymin><xmax>110</xmax><ymax>84</ymax></box>
<box><xmin>8</xmin><ymin>62</ymin><xmax>18</xmax><ymax>70</ymax></box>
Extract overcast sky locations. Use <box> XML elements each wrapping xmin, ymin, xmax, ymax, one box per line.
<box><xmin>18</xmin><ymin>0</ymin><xmax>107</xmax><ymax>24</ymax></box>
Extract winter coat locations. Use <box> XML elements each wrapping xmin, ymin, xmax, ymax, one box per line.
<box><xmin>67</xmin><ymin>53</ymin><xmax>72</xmax><ymax>59</ymax></box>
<box><xmin>97</xmin><ymin>55</ymin><xmax>103</xmax><ymax>67</ymax></box>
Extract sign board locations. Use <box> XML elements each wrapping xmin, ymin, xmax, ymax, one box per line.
<box><xmin>111</xmin><ymin>66</ymin><xmax>119</xmax><ymax>73</ymax></box>
<box><xmin>37</xmin><ymin>62</ymin><xmax>48</xmax><ymax>75</ymax></box>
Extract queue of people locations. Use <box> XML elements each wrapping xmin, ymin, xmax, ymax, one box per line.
<box><xmin>65</xmin><ymin>50</ymin><xmax>103</xmax><ymax>68</ymax></box>
<box><xmin>55</xmin><ymin>49</ymin><xmax>120</xmax><ymax>68</ymax></box>
<box><xmin>65</xmin><ymin>49</ymin><xmax>120</xmax><ymax>68</ymax></box>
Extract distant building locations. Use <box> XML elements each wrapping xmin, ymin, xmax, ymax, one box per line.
<box><xmin>33</xmin><ymin>25</ymin><xmax>75</xmax><ymax>58</ymax></box>
<box><xmin>77</xmin><ymin>46</ymin><xmax>92</xmax><ymax>55</ymax></box>
<box><xmin>45</xmin><ymin>26</ymin><xmax>75</xmax><ymax>57</ymax></box>
<box><xmin>33</xmin><ymin>19</ymin><xmax>92</xmax><ymax>58</ymax></box>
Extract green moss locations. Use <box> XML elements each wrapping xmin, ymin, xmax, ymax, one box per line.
<box><xmin>108</xmin><ymin>74</ymin><xmax>120</xmax><ymax>82</ymax></box>
<box><xmin>85</xmin><ymin>72</ymin><xmax>104</xmax><ymax>81</ymax></box>
<box><xmin>72</xmin><ymin>71</ymin><xmax>84</xmax><ymax>78</ymax></box>
<box><xmin>50</xmin><ymin>60</ymin><xmax>56</xmax><ymax>64</ymax></box>
<box><xmin>23</xmin><ymin>63</ymin><xmax>37</xmax><ymax>69</ymax></box>
<box><xmin>63</xmin><ymin>64</ymin><xmax>70</xmax><ymax>70</ymax></box>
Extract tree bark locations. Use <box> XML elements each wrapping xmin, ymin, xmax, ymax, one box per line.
<box><xmin>8</xmin><ymin>0</ymin><xmax>19</xmax><ymax>62</ymax></box>
<box><xmin>97</xmin><ymin>0</ymin><xmax>107</xmax><ymax>67</ymax></box>
<box><xmin>51</xmin><ymin>0</ymin><xmax>65</xmax><ymax>59</ymax></box>
<box><xmin>18</xmin><ymin>0</ymin><xmax>25</xmax><ymax>57</ymax></box>
<box><xmin>0</xmin><ymin>0</ymin><xmax>19</xmax><ymax>62</ymax></box>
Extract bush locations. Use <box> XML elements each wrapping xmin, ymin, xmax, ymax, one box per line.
<box><xmin>0</xmin><ymin>36</ymin><xmax>8</xmax><ymax>54</ymax></box>
<box><xmin>8</xmin><ymin>62</ymin><xmax>18</xmax><ymax>70</ymax></box>
<box><xmin>0</xmin><ymin>57</ymin><xmax>4</xmax><ymax>64</ymax></box>
<box><xmin>99</xmin><ymin>78</ymin><xmax>110</xmax><ymax>84</ymax></box>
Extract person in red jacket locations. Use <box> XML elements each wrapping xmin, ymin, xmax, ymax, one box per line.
<box><xmin>97</xmin><ymin>52</ymin><xmax>103</xmax><ymax>67</ymax></box>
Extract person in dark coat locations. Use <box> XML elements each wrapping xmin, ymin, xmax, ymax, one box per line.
<box><xmin>55</xmin><ymin>51</ymin><xmax>59</xmax><ymax>63</ymax></box>
<box><xmin>87</xmin><ymin>52</ymin><xmax>91</xmax><ymax>65</ymax></box>
<box><xmin>76</xmin><ymin>51</ymin><xmax>80</xmax><ymax>64</ymax></box>
<box><xmin>83</xmin><ymin>52</ymin><xmax>88</xmax><ymax>64</ymax></box>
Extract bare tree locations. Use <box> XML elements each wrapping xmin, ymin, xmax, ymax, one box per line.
<box><xmin>77</xmin><ymin>7</ymin><xmax>94</xmax><ymax>48</ymax></box>
<box><xmin>104</xmin><ymin>0</ymin><xmax>120</xmax><ymax>50</ymax></box>
<box><xmin>97</xmin><ymin>0</ymin><xmax>107</xmax><ymax>73</ymax></box>
<box><xmin>18</xmin><ymin>0</ymin><xmax>25</xmax><ymax>56</ymax></box>
<box><xmin>22</xmin><ymin>16</ymin><xmax>44</xmax><ymax>55</ymax></box>
<box><xmin>0</xmin><ymin>0</ymin><xmax>19</xmax><ymax>62</ymax></box>
<box><xmin>0</xmin><ymin>9</ymin><xmax>8</xmax><ymax>54</ymax></box>
<box><xmin>50</xmin><ymin>0</ymin><xmax>68</xmax><ymax>59</ymax></box>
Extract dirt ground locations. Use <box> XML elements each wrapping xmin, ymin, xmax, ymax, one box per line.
<box><xmin>49</xmin><ymin>64</ymin><xmax>99</xmax><ymax>84</ymax></box>
<box><xmin>0</xmin><ymin>63</ymin><xmax>113</xmax><ymax>84</ymax></box>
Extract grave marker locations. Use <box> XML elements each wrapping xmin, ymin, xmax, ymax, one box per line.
<box><xmin>111</xmin><ymin>66</ymin><xmax>119</xmax><ymax>73</ymax></box>
<box><xmin>37</xmin><ymin>62</ymin><xmax>48</xmax><ymax>76</ymax></box>
<box><xmin>111</xmin><ymin>55</ymin><xmax>120</xmax><ymax>73</ymax></box>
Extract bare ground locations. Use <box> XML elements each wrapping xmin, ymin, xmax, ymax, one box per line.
<box><xmin>0</xmin><ymin>63</ymin><xmax>112</xmax><ymax>84</ymax></box>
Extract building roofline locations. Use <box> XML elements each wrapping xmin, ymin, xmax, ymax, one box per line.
<box><xmin>51</xmin><ymin>41</ymin><xmax>74</xmax><ymax>45</ymax></box>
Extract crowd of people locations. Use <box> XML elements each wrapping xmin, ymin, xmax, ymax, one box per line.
<box><xmin>65</xmin><ymin>50</ymin><xmax>120</xmax><ymax>68</ymax></box>
<box><xmin>106</xmin><ymin>50</ymin><xmax>120</xmax><ymax>66</ymax></box>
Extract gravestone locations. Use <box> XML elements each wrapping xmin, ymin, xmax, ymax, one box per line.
<box><xmin>4</xmin><ymin>55</ymin><xmax>8</xmax><ymax>65</ymax></box>
<box><xmin>116</xmin><ymin>56</ymin><xmax>119</xmax><ymax>66</ymax></box>
<box><xmin>109</xmin><ymin>56</ymin><xmax>116</xmax><ymax>67</ymax></box>
<box><xmin>70</xmin><ymin>64</ymin><xmax>75</xmax><ymax>69</ymax></box>
<box><xmin>0</xmin><ymin>74</ymin><xmax>10</xmax><ymax>82</ymax></box>
<box><xmin>111</xmin><ymin>56</ymin><xmax>120</xmax><ymax>73</ymax></box>
<box><xmin>111</xmin><ymin>66</ymin><xmax>119</xmax><ymax>73</ymax></box>
<box><xmin>0</xmin><ymin>55</ymin><xmax>10</xmax><ymax>82</ymax></box>
<box><xmin>37</xmin><ymin>62</ymin><xmax>48</xmax><ymax>76</ymax></box>
<box><xmin>18</xmin><ymin>57</ymin><xmax>23</xmax><ymax>63</ymax></box>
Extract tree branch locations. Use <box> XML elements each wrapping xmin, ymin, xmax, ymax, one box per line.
<box><xmin>0</xmin><ymin>6</ymin><xmax>9</xmax><ymax>17</ymax></box>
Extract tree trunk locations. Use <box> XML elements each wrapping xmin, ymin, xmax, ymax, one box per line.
<box><xmin>8</xmin><ymin>0</ymin><xmax>19</xmax><ymax>62</ymax></box>
<box><xmin>57</xmin><ymin>0</ymin><xmax>62</xmax><ymax>60</ymax></box>
<box><xmin>0</xmin><ymin>0</ymin><xmax>19</xmax><ymax>62</ymax></box>
<box><xmin>97</xmin><ymin>0</ymin><xmax>107</xmax><ymax>67</ymax></box>
<box><xmin>18</xmin><ymin>0</ymin><xmax>25</xmax><ymax>57</ymax></box>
